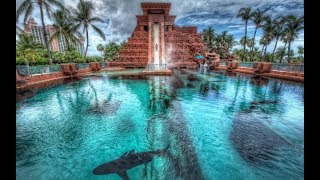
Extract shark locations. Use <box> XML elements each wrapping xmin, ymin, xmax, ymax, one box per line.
<box><xmin>93</xmin><ymin>145</ymin><xmax>169</xmax><ymax>179</ymax></box>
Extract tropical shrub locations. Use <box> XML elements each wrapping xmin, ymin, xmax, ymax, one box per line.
<box><xmin>16</xmin><ymin>47</ymin><xmax>49</xmax><ymax>66</ymax></box>
<box><xmin>64</xmin><ymin>50</ymin><xmax>86</xmax><ymax>63</ymax></box>
<box><xmin>104</xmin><ymin>42</ymin><xmax>122</xmax><ymax>61</ymax></box>
<box><xmin>86</xmin><ymin>56</ymin><xmax>100</xmax><ymax>62</ymax></box>
<box><xmin>52</xmin><ymin>51</ymin><xmax>67</xmax><ymax>64</ymax></box>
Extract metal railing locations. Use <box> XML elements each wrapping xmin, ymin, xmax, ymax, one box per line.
<box><xmin>146</xmin><ymin>64</ymin><xmax>167</xmax><ymax>70</ymax></box>
<box><xmin>100</xmin><ymin>61</ymin><xmax>106</xmax><ymax>68</ymax></box>
<box><xmin>75</xmin><ymin>63</ymin><xmax>90</xmax><ymax>69</ymax></box>
<box><xmin>238</xmin><ymin>62</ymin><xmax>256</xmax><ymax>68</ymax></box>
<box><xmin>16</xmin><ymin>65</ymin><xmax>29</xmax><ymax>76</ymax></box>
<box><xmin>17</xmin><ymin>64</ymin><xmax>62</xmax><ymax>76</ymax></box>
<box><xmin>29</xmin><ymin>64</ymin><xmax>61</xmax><ymax>75</ymax></box>
<box><xmin>271</xmin><ymin>63</ymin><xmax>304</xmax><ymax>72</ymax></box>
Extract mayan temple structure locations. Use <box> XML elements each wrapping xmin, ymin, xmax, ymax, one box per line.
<box><xmin>108</xmin><ymin>2</ymin><xmax>206</xmax><ymax>72</ymax></box>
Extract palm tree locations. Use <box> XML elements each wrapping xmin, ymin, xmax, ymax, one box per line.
<box><xmin>275</xmin><ymin>46</ymin><xmax>286</xmax><ymax>63</ymax></box>
<box><xmin>97</xmin><ymin>43</ymin><xmax>104</xmax><ymax>57</ymax></box>
<box><xmin>216</xmin><ymin>31</ymin><xmax>228</xmax><ymax>49</ymax></box>
<box><xmin>271</xmin><ymin>17</ymin><xmax>286</xmax><ymax>62</ymax></box>
<box><xmin>297</xmin><ymin>46</ymin><xmax>304</xmax><ymax>61</ymax></box>
<box><xmin>50</xmin><ymin>10</ymin><xmax>83</xmax><ymax>52</ymax></box>
<box><xmin>260</xmin><ymin>15</ymin><xmax>274</xmax><ymax>61</ymax></box>
<box><xmin>17</xmin><ymin>0</ymin><xmax>64</xmax><ymax>64</ymax></box>
<box><xmin>259</xmin><ymin>36</ymin><xmax>272</xmax><ymax>61</ymax></box>
<box><xmin>16</xmin><ymin>13</ymin><xmax>23</xmax><ymax>34</ymax></box>
<box><xmin>201</xmin><ymin>27</ymin><xmax>215</xmax><ymax>50</ymax></box>
<box><xmin>17</xmin><ymin>32</ymin><xmax>44</xmax><ymax>63</ymax></box>
<box><xmin>236</xmin><ymin>6</ymin><xmax>252</xmax><ymax>59</ymax></box>
<box><xmin>72</xmin><ymin>0</ymin><xmax>106</xmax><ymax>57</ymax></box>
<box><xmin>279</xmin><ymin>29</ymin><xmax>290</xmax><ymax>62</ymax></box>
<box><xmin>250</xmin><ymin>8</ymin><xmax>269</xmax><ymax>60</ymax></box>
<box><xmin>225</xmin><ymin>34</ymin><xmax>238</xmax><ymax>52</ymax></box>
<box><xmin>283</xmin><ymin>15</ymin><xmax>304</xmax><ymax>63</ymax></box>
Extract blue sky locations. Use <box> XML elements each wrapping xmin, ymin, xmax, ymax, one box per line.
<box><xmin>16</xmin><ymin>0</ymin><xmax>304</xmax><ymax>56</ymax></box>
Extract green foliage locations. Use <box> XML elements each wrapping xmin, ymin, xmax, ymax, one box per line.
<box><xmin>104</xmin><ymin>42</ymin><xmax>123</xmax><ymax>61</ymax></box>
<box><xmin>72</xmin><ymin>0</ymin><xmax>106</xmax><ymax>57</ymax></box>
<box><xmin>86</xmin><ymin>56</ymin><xmax>100</xmax><ymax>62</ymax></box>
<box><xmin>64</xmin><ymin>50</ymin><xmax>86</xmax><ymax>63</ymax></box>
<box><xmin>16</xmin><ymin>46</ymin><xmax>49</xmax><ymax>66</ymax></box>
<box><xmin>52</xmin><ymin>51</ymin><xmax>67</xmax><ymax>64</ymax></box>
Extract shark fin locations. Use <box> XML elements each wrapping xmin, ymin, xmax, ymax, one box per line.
<box><xmin>117</xmin><ymin>170</ymin><xmax>129</xmax><ymax>180</ymax></box>
<box><xmin>128</xmin><ymin>149</ymin><xmax>135</xmax><ymax>155</ymax></box>
<box><xmin>121</xmin><ymin>152</ymin><xmax>128</xmax><ymax>158</ymax></box>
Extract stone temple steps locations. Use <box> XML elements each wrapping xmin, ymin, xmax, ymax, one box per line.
<box><xmin>114</xmin><ymin>28</ymin><xmax>205</xmax><ymax>66</ymax></box>
<box><xmin>114</xmin><ymin>56</ymin><xmax>148</xmax><ymax>62</ymax></box>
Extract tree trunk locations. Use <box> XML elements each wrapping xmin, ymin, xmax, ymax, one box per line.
<box><xmin>39</xmin><ymin>3</ymin><xmax>51</xmax><ymax>64</ymax></box>
<box><xmin>84</xmin><ymin>26</ymin><xmax>89</xmax><ymax>57</ymax></box>
<box><xmin>287</xmin><ymin>42</ymin><xmax>291</xmax><ymax>63</ymax></box>
<box><xmin>260</xmin><ymin>44</ymin><xmax>265</xmax><ymax>60</ymax></box>
<box><xmin>271</xmin><ymin>36</ymin><xmax>279</xmax><ymax>62</ymax></box>
<box><xmin>242</xmin><ymin>20</ymin><xmax>248</xmax><ymax>61</ymax></box>
<box><xmin>250</xmin><ymin>27</ymin><xmax>258</xmax><ymax>61</ymax></box>
<box><xmin>262</xmin><ymin>45</ymin><xmax>268</xmax><ymax>61</ymax></box>
<box><xmin>280</xmin><ymin>42</ymin><xmax>287</xmax><ymax>63</ymax></box>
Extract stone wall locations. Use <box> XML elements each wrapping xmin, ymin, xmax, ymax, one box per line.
<box><xmin>109</xmin><ymin>2</ymin><xmax>206</xmax><ymax>69</ymax></box>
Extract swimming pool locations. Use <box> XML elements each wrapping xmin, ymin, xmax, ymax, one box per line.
<box><xmin>16</xmin><ymin>69</ymin><xmax>304</xmax><ymax>179</ymax></box>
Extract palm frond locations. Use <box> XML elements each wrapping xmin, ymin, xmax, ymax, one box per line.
<box><xmin>91</xmin><ymin>24</ymin><xmax>106</xmax><ymax>40</ymax></box>
<box><xmin>49</xmin><ymin>31</ymin><xmax>60</xmax><ymax>43</ymax></box>
<box><xmin>88</xmin><ymin>17</ymin><xmax>104</xmax><ymax>23</ymax></box>
<box><xmin>17</xmin><ymin>0</ymin><xmax>32</xmax><ymax>17</ymax></box>
<box><xmin>43</xmin><ymin>1</ymin><xmax>53</xmax><ymax>19</ymax></box>
<box><xmin>23</xmin><ymin>4</ymin><xmax>34</xmax><ymax>24</ymax></box>
<box><xmin>46</xmin><ymin>0</ymin><xmax>65</xmax><ymax>9</ymax></box>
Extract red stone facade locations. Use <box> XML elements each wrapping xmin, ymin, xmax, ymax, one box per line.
<box><xmin>110</xmin><ymin>2</ymin><xmax>206</xmax><ymax>69</ymax></box>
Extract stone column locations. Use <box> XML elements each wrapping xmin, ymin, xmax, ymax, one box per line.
<box><xmin>148</xmin><ymin>21</ymin><xmax>152</xmax><ymax>64</ymax></box>
<box><xmin>160</xmin><ymin>22</ymin><xmax>165</xmax><ymax>64</ymax></box>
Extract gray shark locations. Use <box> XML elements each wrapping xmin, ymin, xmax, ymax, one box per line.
<box><xmin>93</xmin><ymin>145</ymin><xmax>169</xmax><ymax>179</ymax></box>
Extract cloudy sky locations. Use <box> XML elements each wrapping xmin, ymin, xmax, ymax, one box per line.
<box><xmin>16</xmin><ymin>0</ymin><xmax>304</xmax><ymax>56</ymax></box>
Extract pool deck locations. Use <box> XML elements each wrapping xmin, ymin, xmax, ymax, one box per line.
<box><xmin>17</xmin><ymin>68</ymin><xmax>94</xmax><ymax>91</ymax></box>
<box><xmin>215</xmin><ymin>66</ymin><xmax>304</xmax><ymax>83</ymax></box>
<box><xmin>16</xmin><ymin>65</ymin><xmax>304</xmax><ymax>91</ymax></box>
<box><xmin>142</xmin><ymin>69</ymin><xmax>172</xmax><ymax>75</ymax></box>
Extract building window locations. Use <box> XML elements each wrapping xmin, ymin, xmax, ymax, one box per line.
<box><xmin>144</xmin><ymin>26</ymin><xmax>148</xmax><ymax>32</ymax></box>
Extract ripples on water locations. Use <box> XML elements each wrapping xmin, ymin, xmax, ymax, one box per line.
<box><xmin>16</xmin><ymin>69</ymin><xmax>304</xmax><ymax>179</ymax></box>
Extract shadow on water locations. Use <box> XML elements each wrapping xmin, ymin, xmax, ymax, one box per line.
<box><xmin>143</xmin><ymin>72</ymin><xmax>204</xmax><ymax>179</ymax></box>
<box><xmin>230</xmin><ymin>110</ymin><xmax>290</xmax><ymax>166</ymax></box>
<box><xmin>16</xmin><ymin>77</ymin><xmax>84</xmax><ymax>103</ymax></box>
<box><xmin>250</xmin><ymin>76</ymin><xmax>269</xmax><ymax>86</ymax></box>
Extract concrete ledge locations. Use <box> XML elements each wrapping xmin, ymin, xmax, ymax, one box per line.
<box><xmin>142</xmin><ymin>69</ymin><xmax>172</xmax><ymax>75</ymax></box>
<box><xmin>103</xmin><ymin>67</ymin><xmax>125</xmax><ymax>71</ymax></box>
<box><xmin>215</xmin><ymin>66</ymin><xmax>304</xmax><ymax>82</ymax></box>
<box><xmin>262</xmin><ymin>72</ymin><xmax>304</xmax><ymax>82</ymax></box>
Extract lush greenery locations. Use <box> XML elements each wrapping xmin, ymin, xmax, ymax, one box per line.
<box><xmin>72</xmin><ymin>0</ymin><xmax>106</xmax><ymax>57</ymax></box>
<box><xmin>17</xmin><ymin>36</ymin><xmax>101</xmax><ymax>65</ymax></box>
<box><xmin>17</xmin><ymin>0</ymin><xmax>64</xmax><ymax>63</ymax></box>
<box><xmin>103</xmin><ymin>41</ymin><xmax>126</xmax><ymax>61</ymax></box>
<box><xmin>201</xmin><ymin>7</ymin><xmax>304</xmax><ymax>63</ymax></box>
<box><xmin>16</xmin><ymin>0</ymin><xmax>106</xmax><ymax>64</ymax></box>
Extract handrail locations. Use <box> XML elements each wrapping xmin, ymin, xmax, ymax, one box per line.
<box><xmin>146</xmin><ymin>64</ymin><xmax>167</xmax><ymax>70</ymax></box>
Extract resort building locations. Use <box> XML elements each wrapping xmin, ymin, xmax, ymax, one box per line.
<box><xmin>109</xmin><ymin>2</ymin><xmax>206</xmax><ymax>69</ymax></box>
<box><xmin>23</xmin><ymin>18</ymin><xmax>85</xmax><ymax>55</ymax></box>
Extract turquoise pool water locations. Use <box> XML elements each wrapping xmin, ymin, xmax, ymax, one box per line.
<box><xmin>16</xmin><ymin>69</ymin><xmax>304</xmax><ymax>179</ymax></box>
